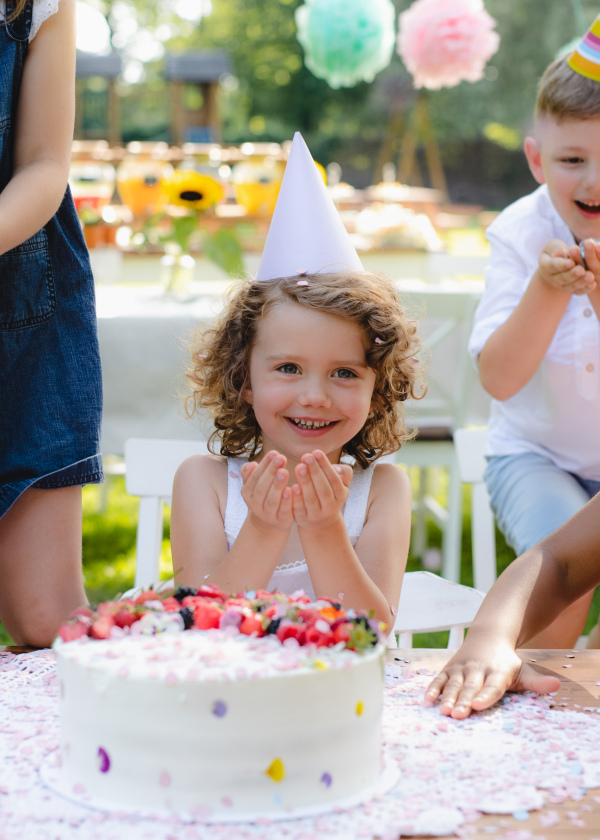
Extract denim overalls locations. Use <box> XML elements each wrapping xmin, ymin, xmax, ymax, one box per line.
<box><xmin>0</xmin><ymin>0</ymin><xmax>103</xmax><ymax>518</ymax></box>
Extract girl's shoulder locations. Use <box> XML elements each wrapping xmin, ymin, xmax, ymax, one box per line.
<box><xmin>366</xmin><ymin>460</ymin><xmax>411</xmax><ymax>514</ymax></box>
<box><xmin>174</xmin><ymin>452</ymin><xmax>229</xmax><ymax>508</ymax></box>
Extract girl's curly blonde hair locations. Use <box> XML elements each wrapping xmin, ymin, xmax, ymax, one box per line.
<box><xmin>186</xmin><ymin>271</ymin><xmax>424</xmax><ymax>469</ymax></box>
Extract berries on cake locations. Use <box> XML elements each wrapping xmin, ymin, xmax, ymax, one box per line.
<box><xmin>53</xmin><ymin>586</ymin><xmax>386</xmax><ymax>817</ymax></box>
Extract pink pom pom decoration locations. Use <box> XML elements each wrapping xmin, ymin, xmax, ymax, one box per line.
<box><xmin>397</xmin><ymin>0</ymin><xmax>500</xmax><ymax>90</ymax></box>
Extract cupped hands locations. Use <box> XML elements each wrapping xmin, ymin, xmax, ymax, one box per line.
<box><xmin>240</xmin><ymin>449</ymin><xmax>353</xmax><ymax>534</ymax></box>
<box><xmin>539</xmin><ymin>238</ymin><xmax>599</xmax><ymax>295</ymax></box>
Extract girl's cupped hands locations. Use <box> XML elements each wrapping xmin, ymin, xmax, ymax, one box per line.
<box><xmin>240</xmin><ymin>449</ymin><xmax>353</xmax><ymax>533</ymax></box>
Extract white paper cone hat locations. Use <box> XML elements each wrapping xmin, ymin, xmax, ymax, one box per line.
<box><xmin>255</xmin><ymin>132</ymin><xmax>364</xmax><ymax>281</ymax></box>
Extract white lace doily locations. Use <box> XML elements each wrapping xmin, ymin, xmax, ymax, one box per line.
<box><xmin>2</xmin><ymin>651</ymin><xmax>600</xmax><ymax>838</ymax></box>
<box><xmin>0</xmin><ymin>0</ymin><xmax>60</xmax><ymax>41</ymax></box>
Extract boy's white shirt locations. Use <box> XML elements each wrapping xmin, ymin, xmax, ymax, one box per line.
<box><xmin>469</xmin><ymin>184</ymin><xmax>600</xmax><ymax>480</ymax></box>
<box><xmin>0</xmin><ymin>0</ymin><xmax>60</xmax><ymax>41</ymax></box>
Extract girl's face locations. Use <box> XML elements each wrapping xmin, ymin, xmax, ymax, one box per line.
<box><xmin>243</xmin><ymin>301</ymin><xmax>377</xmax><ymax>467</ymax></box>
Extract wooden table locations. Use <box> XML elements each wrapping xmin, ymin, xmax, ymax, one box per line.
<box><xmin>4</xmin><ymin>646</ymin><xmax>598</xmax><ymax>838</ymax></box>
<box><xmin>389</xmin><ymin>649</ymin><xmax>600</xmax><ymax>839</ymax></box>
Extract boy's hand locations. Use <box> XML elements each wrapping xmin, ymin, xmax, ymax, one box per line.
<box><xmin>538</xmin><ymin>239</ymin><xmax>596</xmax><ymax>295</ymax></box>
<box><xmin>240</xmin><ymin>451</ymin><xmax>293</xmax><ymax>532</ymax></box>
<box><xmin>424</xmin><ymin>642</ymin><xmax>561</xmax><ymax>719</ymax></box>
<box><xmin>577</xmin><ymin>238</ymin><xmax>600</xmax><ymax>286</ymax></box>
<box><xmin>291</xmin><ymin>450</ymin><xmax>353</xmax><ymax>531</ymax></box>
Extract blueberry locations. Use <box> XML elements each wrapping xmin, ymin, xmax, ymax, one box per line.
<box><xmin>265</xmin><ymin>618</ymin><xmax>281</xmax><ymax>634</ymax></box>
<box><xmin>179</xmin><ymin>607</ymin><xmax>195</xmax><ymax>629</ymax></box>
<box><xmin>174</xmin><ymin>586</ymin><xmax>198</xmax><ymax>602</ymax></box>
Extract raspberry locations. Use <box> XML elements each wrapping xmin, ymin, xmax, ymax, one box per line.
<box><xmin>304</xmin><ymin>625</ymin><xmax>334</xmax><ymax>647</ymax></box>
<box><xmin>276</xmin><ymin>621</ymin><xmax>306</xmax><ymax>645</ymax></box>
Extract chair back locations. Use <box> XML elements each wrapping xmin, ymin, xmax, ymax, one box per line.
<box><xmin>453</xmin><ymin>427</ymin><xmax>497</xmax><ymax>592</ymax></box>
<box><xmin>394</xmin><ymin>571</ymin><xmax>485</xmax><ymax>648</ymax></box>
<box><xmin>401</xmin><ymin>288</ymin><xmax>482</xmax><ymax>432</ymax></box>
<box><xmin>125</xmin><ymin>438</ymin><xmax>209</xmax><ymax>588</ymax></box>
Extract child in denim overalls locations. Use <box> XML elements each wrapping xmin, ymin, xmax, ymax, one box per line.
<box><xmin>0</xmin><ymin>0</ymin><xmax>103</xmax><ymax>646</ymax></box>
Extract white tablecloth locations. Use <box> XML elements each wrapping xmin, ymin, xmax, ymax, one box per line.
<box><xmin>95</xmin><ymin>260</ymin><xmax>490</xmax><ymax>455</ymax></box>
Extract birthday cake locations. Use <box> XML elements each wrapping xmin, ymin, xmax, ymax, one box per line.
<box><xmin>53</xmin><ymin>586</ymin><xmax>385</xmax><ymax>817</ymax></box>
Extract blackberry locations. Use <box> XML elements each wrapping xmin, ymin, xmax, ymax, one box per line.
<box><xmin>179</xmin><ymin>607</ymin><xmax>195</xmax><ymax>629</ymax></box>
<box><xmin>265</xmin><ymin>618</ymin><xmax>282</xmax><ymax>634</ymax></box>
<box><xmin>174</xmin><ymin>586</ymin><xmax>198</xmax><ymax>602</ymax></box>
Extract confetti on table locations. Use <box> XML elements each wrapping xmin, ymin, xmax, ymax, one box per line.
<box><xmin>2</xmin><ymin>652</ymin><xmax>600</xmax><ymax>839</ymax></box>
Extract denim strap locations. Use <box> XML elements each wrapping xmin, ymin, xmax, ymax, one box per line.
<box><xmin>5</xmin><ymin>0</ymin><xmax>33</xmax><ymax>43</ymax></box>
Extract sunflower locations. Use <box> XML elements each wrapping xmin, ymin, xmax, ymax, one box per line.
<box><xmin>163</xmin><ymin>170</ymin><xmax>225</xmax><ymax>211</ymax></box>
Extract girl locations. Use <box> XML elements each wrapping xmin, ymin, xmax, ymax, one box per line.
<box><xmin>171</xmin><ymin>269</ymin><xmax>420</xmax><ymax>630</ymax></box>
<box><xmin>0</xmin><ymin>0</ymin><xmax>103</xmax><ymax>646</ymax></box>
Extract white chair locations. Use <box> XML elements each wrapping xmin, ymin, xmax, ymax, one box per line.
<box><xmin>394</xmin><ymin>289</ymin><xmax>482</xmax><ymax>583</ymax></box>
<box><xmin>124</xmin><ymin>437</ymin><xmax>209</xmax><ymax>589</ymax></box>
<box><xmin>453</xmin><ymin>427</ymin><xmax>497</xmax><ymax>593</ymax></box>
<box><xmin>395</xmin><ymin>571</ymin><xmax>485</xmax><ymax>648</ymax></box>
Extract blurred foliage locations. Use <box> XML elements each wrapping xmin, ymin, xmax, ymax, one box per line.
<box><xmin>81</xmin><ymin>0</ymin><xmax>599</xmax><ymax>203</ymax></box>
<box><xmin>78</xmin><ymin>0</ymin><xmax>598</xmax><ymax>207</ymax></box>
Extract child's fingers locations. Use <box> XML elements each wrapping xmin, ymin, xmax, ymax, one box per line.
<box><xmin>240</xmin><ymin>461</ymin><xmax>259</xmax><ymax>483</ymax></box>
<box><xmin>335</xmin><ymin>462</ymin><xmax>354</xmax><ymax>488</ymax></box>
<box><xmin>581</xmin><ymin>238</ymin><xmax>600</xmax><ymax>275</ymax></box>
<box><xmin>512</xmin><ymin>663</ymin><xmax>561</xmax><ymax>697</ymax></box>
<box><xmin>295</xmin><ymin>456</ymin><xmax>321</xmax><ymax>511</ymax></box>
<box><xmin>313</xmin><ymin>450</ymin><xmax>347</xmax><ymax>499</ymax></box>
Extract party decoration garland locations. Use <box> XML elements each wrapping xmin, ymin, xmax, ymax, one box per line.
<box><xmin>295</xmin><ymin>0</ymin><xmax>396</xmax><ymax>89</ymax></box>
<box><xmin>397</xmin><ymin>0</ymin><xmax>500</xmax><ymax>90</ymax></box>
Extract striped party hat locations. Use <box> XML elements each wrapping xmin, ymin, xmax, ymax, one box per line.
<box><xmin>568</xmin><ymin>14</ymin><xmax>600</xmax><ymax>82</ymax></box>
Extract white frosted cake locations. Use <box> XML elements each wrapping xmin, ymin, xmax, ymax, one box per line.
<box><xmin>53</xmin><ymin>586</ymin><xmax>385</xmax><ymax>816</ymax></box>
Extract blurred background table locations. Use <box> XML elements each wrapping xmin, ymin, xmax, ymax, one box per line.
<box><xmin>95</xmin><ymin>253</ymin><xmax>490</xmax><ymax>456</ymax></box>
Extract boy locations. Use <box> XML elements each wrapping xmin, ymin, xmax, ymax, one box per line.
<box><xmin>468</xmin><ymin>31</ymin><xmax>600</xmax><ymax>648</ymax></box>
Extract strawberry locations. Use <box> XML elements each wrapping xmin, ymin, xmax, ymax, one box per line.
<box><xmin>90</xmin><ymin>615</ymin><xmax>114</xmax><ymax>639</ymax></box>
<box><xmin>134</xmin><ymin>590</ymin><xmax>160</xmax><ymax>606</ymax></box>
<box><xmin>113</xmin><ymin>609</ymin><xmax>138</xmax><ymax>629</ymax></box>
<box><xmin>239</xmin><ymin>613</ymin><xmax>265</xmax><ymax>637</ymax></box>
<box><xmin>160</xmin><ymin>596</ymin><xmax>181</xmax><ymax>612</ymax></box>
<box><xmin>193</xmin><ymin>602</ymin><xmax>222</xmax><ymax>630</ymax></box>
<box><xmin>69</xmin><ymin>606</ymin><xmax>94</xmax><ymax>620</ymax></box>
<box><xmin>333</xmin><ymin>622</ymin><xmax>352</xmax><ymax>645</ymax></box>
<box><xmin>58</xmin><ymin>619</ymin><xmax>90</xmax><ymax>642</ymax></box>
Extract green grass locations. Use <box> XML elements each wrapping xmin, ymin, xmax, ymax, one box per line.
<box><xmin>1</xmin><ymin>475</ymin><xmax>598</xmax><ymax>647</ymax></box>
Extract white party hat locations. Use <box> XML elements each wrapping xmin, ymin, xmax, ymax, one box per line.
<box><xmin>255</xmin><ymin>132</ymin><xmax>364</xmax><ymax>281</ymax></box>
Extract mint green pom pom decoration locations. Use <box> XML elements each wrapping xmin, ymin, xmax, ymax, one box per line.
<box><xmin>295</xmin><ymin>0</ymin><xmax>396</xmax><ymax>89</ymax></box>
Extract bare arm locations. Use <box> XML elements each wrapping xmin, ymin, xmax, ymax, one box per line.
<box><xmin>171</xmin><ymin>453</ymin><xmax>292</xmax><ymax>593</ymax></box>
<box><xmin>479</xmin><ymin>240</ymin><xmax>589</xmax><ymax>401</ymax></box>
<box><xmin>295</xmin><ymin>456</ymin><xmax>411</xmax><ymax>628</ymax></box>
<box><xmin>0</xmin><ymin>0</ymin><xmax>76</xmax><ymax>255</ymax></box>
<box><xmin>424</xmin><ymin>493</ymin><xmax>600</xmax><ymax>717</ymax></box>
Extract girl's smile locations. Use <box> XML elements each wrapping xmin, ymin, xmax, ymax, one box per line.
<box><xmin>243</xmin><ymin>301</ymin><xmax>376</xmax><ymax>470</ymax></box>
